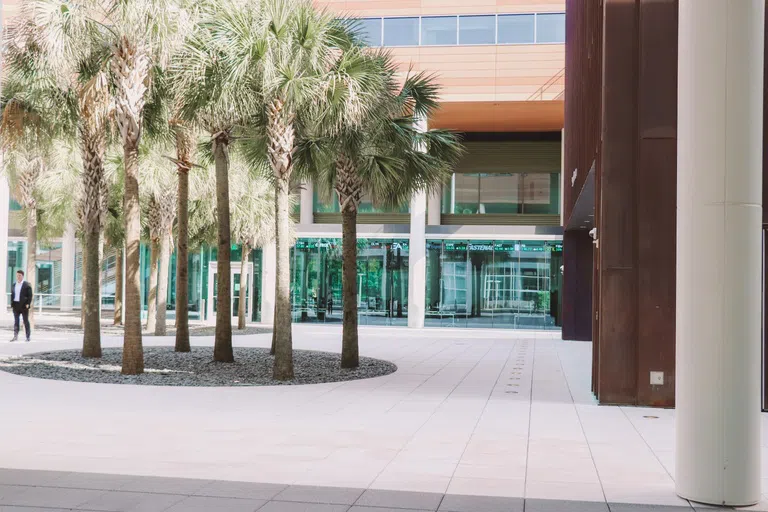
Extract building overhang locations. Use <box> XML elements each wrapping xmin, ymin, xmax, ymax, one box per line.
<box><xmin>429</xmin><ymin>100</ymin><xmax>564</xmax><ymax>133</ymax></box>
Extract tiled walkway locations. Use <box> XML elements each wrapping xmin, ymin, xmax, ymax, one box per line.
<box><xmin>0</xmin><ymin>468</ymin><xmax>722</xmax><ymax>511</ymax></box>
<box><xmin>0</xmin><ymin>324</ymin><xmax>765</xmax><ymax>511</ymax></box>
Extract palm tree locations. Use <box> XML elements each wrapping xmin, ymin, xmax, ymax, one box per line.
<box><xmin>230</xmin><ymin>162</ymin><xmax>278</xmax><ymax>330</ymax></box>
<box><xmin>312</xmin><ymin>57</ymin><xmax>463</xmax><ymax>368</ymax></box>
<box><xmin>172</xmin><ymin>1</ymin><xmax>263</xmax><ymax>363</ymax></box>
<box><xmin>100</xmin><ymin>0</ymin><xmax>195</xmax><ymax>374</ymax></box>
<box><xmin>171</xmin><ymin>120</ymin><xmax>195</xmax><ymax>351</ymax></box>
<box><xmin>200</xmin><ymin>0</ymin><xmax>372</xmax><ymax>379</ymax></box>
<box><xmin>142</xmin><ymin>146</ymin><xmax>177</xmax><ymax>336</ymax></box>
<box><xmin>3</xmin><ymin>0</ymin><xmax>118</xmax><ymax>358</ymax></box>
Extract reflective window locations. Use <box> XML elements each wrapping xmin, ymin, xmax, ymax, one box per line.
<box><xmin>480</xmin><ymin>174</ymin><xmax>521</xmax><ymax>213</ymax></box>
<box><xmin>498</xmin><ymin>14</ymin><xmax>535</xmax><ymax>44</ymax></box>
<box><xmin>313</xmin><ymin>189</ymin><xmax>409</xmax><ymax>214</ymax></box>
<box><xmin>345</xmin><ymin>13</ymin><xmax>565</xmax><ymax>47</ymax></box>
<box><xmin>290</xmin><ymin>238</ymin><xmax>409</xmax><ymax>326</ymax></box>
<box><xmin>421</xmin><ymin>16</ymin><xmax>457</xmax><ymax>45</ymax></box>
<box><xmin>442</xmin><ymin>172</ymin><xmax>559</xmax><ymax>215</ymax></box>
<box><xmin>425</xmin><ymin>239</ymin><xmax>563</xmax><ymax>329</ymax></box>
<box><xmin>536</xmin><ymin>13</ymin><xmax>565</xmax><ymax>43</ymax></box>
<box><xmin>357</xmin><ymin>18</ymin><xmax>382</xmax><ymax>46</ymax></box>
<box><xmin>383</xmin><ymin>17</ymin><xmax>419</xmax><ymax>46</ymax></box>
<box><xmin>459</xmin><ymin>15</ymin><xmax>496</xmax><ymax>45</ymax></box>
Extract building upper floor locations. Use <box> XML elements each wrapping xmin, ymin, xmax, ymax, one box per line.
<box><xmin>2</xmin><ymin>0</ymin><xmax>565</xmax><ymax>132</ymax></box>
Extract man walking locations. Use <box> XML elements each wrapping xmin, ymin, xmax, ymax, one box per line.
<box><xmin>10</xmin><ymin>270</ymin><xmax>32</xmax><ymax>342</ymax></box>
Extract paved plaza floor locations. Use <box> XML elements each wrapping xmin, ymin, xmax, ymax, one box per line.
<box><xmin>0</xmin><ymin>322</ymin><xmax>766</xmax><ymax>511</ymax></box>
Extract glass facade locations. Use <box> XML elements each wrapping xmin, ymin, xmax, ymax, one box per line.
<box><xmin>422</xmin><ymin>16</ymin><xmax>457</xmax><ymax>45</ymax></box>
<box><xmin>290</xmin><ymin>238</ymin><xmax>409</xmax><ymax>326</ymax></box>
<box><xmin>442</xmin><ymin>172</ymin><xmax>560</xmax><ymax>215</ymax></box>
<box><xmin>498</xmin><ymin>14</ymin><xmax>535</xmax><ymax>44</ymax></box>
<box><xmin>425</xmin><ymin>239</ymin><xmax>562</xmax><ymax>329</ymax></box>
<box><xmin>349</xmin><ymin>12</ymin><xmax>566</xmax><ymax>47</ymax></box>
<box><xmin>313</xmin><ymin>189</ymin><xmax>409</xmax><ymax>214</ymax></box>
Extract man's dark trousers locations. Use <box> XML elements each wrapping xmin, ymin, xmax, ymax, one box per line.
<box><xmin>12</xmin><ymin>302</ymin><xmax>30</xmax><ymax>340</ymax></box>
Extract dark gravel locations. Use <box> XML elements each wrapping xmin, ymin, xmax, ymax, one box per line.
<box><xmin>0</xmin><ymin>347</ymin><xmax>397</xmax><ymax>387</ymax></box>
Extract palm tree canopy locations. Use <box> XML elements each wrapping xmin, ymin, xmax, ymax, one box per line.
<box><xmin>307</xmin><ymin>52</ymin><xmax>464</xmax><ymax>211</ymax></box>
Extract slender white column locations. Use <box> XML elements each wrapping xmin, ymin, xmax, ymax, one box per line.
<box><xmin>299</xmin><ymin>181</ymin><xmax>313</xmax><ymax>225</ymax></box>
<box><xmin>0</xmin><ymin>176</ymin><xmax>9</xmax><ymax>312</ymax></box>
<box><xmin>676</xmin><ymin>1</ymin><xmax>763</xmax><ymax>506</ymax></box>
<box><xmin>427</xmin><ymin>188</ymin><xmax>441</xmax><ymax>226</ymax></box>
<box><xmin>260</xmin><ymin>242</ymin><xmax>276</xmax><ymax>324</ymax></box>
<box><xmin>408</xmin><ymin>191</ymin><xmax>426</xmax><ymax>328</ymax></box>
<box><xmin>408</xmin><ymin>116</ymin><xmax>428</xmax><ymax>328</ymax></box>
<box><xmin>60</xmin><ymin>224</ymin><xmax>76</xmax><ymax>311</ymax></box>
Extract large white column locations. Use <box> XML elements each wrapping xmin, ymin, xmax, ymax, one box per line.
<box><xmin>60</xmin><ymin>224</ymin><xmax>76</xmax><ymax>311</ymax></box>
<box><xmin>260</xmin><ymin>242</ymin><xmax>276</xmax><ymax>324</ymax></box>
<box><xmin>676</xmin><ymin>1</ymin><xmax>763</xmax><ymax>506</ymax></box>
<box><xmin>299</xmin><ymin>181</ymin><xmax>313</xmax><ymax>226</ymax></box>
<box><xmin>0</xmin><ymin>176</ymin><xmax>9</xmax><ymax>312</ymax></box>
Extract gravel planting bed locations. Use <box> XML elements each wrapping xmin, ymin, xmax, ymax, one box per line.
<box><xmin>0</xmin><ymin>347</ymin><xmax>397</xmax><ymax>387</ymax></box>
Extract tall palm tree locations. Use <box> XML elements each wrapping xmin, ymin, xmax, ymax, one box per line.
<box><xmin>313</xmin><ymin>63</ymin><xmax>463</xmax><ymax>368</ymax></box>
<box><xmin>172</xmin><ymin>1</ymin><xmax>263</xmax><ymax>363</ymax></box>
<box><xmin>142</xmin><ymin>147</ymin><xmax>177</xmax><ymax>336</ymax></box>
<box><xmin>171</xmin><ymin>120</ymin><xmax>196</xmax><ymax>351</ymax></box>
<box><xmin>202</xmin><ymin>0</ymin><xmax>373</xmax><ymax>379</ymax></box>
<box><xmin>3</xmin><ymin>0</ymin><xmax>118</xmax><ymax>358</ymax></box>
<box><xmin>230</xmin><ymin>161</ymin><xmax>279</xmax><ymax>330</ymax></box>
<box><xmin>101</xmin><ymin>0</ymin><xmax>195</xmax><ymax>374</ymax></box>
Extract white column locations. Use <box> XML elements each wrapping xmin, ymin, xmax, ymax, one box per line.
<box><xmin>300</xmin><ymin>181</ymin><xmax>313</xmax><ymax>226</ymax></box>
<box><xmin>0</xmin><ymin>176</ymin><xmax>9</xmax><ymax>312</ymax></box>
<box><xmin>408</xmin><ymin>191</ymin><xmax>426</xmax><ymax>328</ymax></box>
<box><xmin>260</xmin><ymin>242</ymin><xmax>276</xmax><ymax>324</ymax></box>
<box><xmin>60</xmin><ymin>224</ymin><xmax>76</xmax><ymax>311</ymax></box>
<box><xmin>408</xmin><ymin>116</ymin><xmax>428</xmax><ymax>328</ymax></box>
<box><xmin>676</xmin><ymin>1</ymin><xmax>763</xmax><ymax>507</ymax></box>
<box><xmin>427</xmin><ymin>188</ymin><xmax>441</xmax><ymax>226</ymax></box>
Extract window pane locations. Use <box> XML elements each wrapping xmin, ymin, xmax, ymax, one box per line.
<box><xmin>498</xmin><ymin>14</ymin><xmax>534</xmax><ymax>44</ymax></box>
<box><xmin>522</xmin><ymin>173</ymin><xmax>559</xmax><ymax>214</ymax></box>
<box><xmin>421</xmin><ymin>16</ymin><xmax>457</xmax><ymax>45</ymax></box>
<box><xmin>383</xmin><ymin>17</ymin><xmax>419</xmax><ymax>46</ymax></box>
<box><xmin>453</xmin><ymin>174</ymin><xmax>479</xmax><ymax>214</ymax></box>
<box><xmin>357</xmin><ymin>18</ymin><xmax>382</xmax><ymax>46</ymax></box>
<box><xmin>459</xmin><ymin>15</ymin><xmax>496</xmax><ymax>45</ymax></box>
<box><xmin>536</xmin><ymin>13</ymin><xmax>565</xmax><ymax>43</ymax></box>
<box><xmin>479</xmin><ymin>174</ymin><xmax>521</xmax><ymax>213</ymax></box>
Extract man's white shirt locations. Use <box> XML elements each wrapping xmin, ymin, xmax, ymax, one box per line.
<box><xmin>14</xmin><ymin>282</ymin><xmax>22</xmax><ymax>302</ymax></box>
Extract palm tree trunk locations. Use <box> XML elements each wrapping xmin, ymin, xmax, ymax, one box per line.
<box><xmin>238</xmin><ymin>245</ymin><xmax>249</xmax><ymax>330</ymax></box>
<box><xmin>122</xmin><ymin>139</ymin><xmax>144</xmax><ymax>375</ymax></box>
<box><xmin>82</xmin><ymin>227</ymin><xmax>102</xmax><ymax>357</ymax></box>
<box><xmin>213</xmin><ymin>131</ymin><xmax>233</xmax><ymax>362</ymax></box>
<box><xmin>155</xmin><ymin>232</ymin><xmax>171</xmax><ymax>336</ymax></box>
<box><xmin>114</xmin><ymin>247</ymin><xmax>123</xmax><ymax>325</ymax></box>
<box><xmin>25</xmin><ymin>208</ymin><xmax>36</xmax><ymax>329</ymax></box>
<box><xmin>273</xmin><ymin>177</ymin><xmax>293</xmax><ymax>379</ymax></box>
<box><xmin>340</xmin><ymin>207</ymin><xmax>359</xmax><ymax>368</ymax></box>
<box><xmin>146</xmin><ymin>239</ymin><xmax>159</xmax><ymax>333</ymax></box>
<box><xmin>175</xmin><ymin>163</ymin><xmax>190</xmax><ymax>351</ymax></box>
<box><xmin>267</xmin><ymin>98</ymin><xmax>295</xmax><ymax>380</ymax></box>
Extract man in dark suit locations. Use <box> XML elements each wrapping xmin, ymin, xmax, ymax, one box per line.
<box><xmin>10</xmin><ymin>270</ymin><xmax>32</xmax><ymax>342</ymax></box>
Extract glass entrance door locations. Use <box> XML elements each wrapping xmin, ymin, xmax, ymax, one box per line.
<box><xmin>206</xmin><ymin>262</ymin><xmax>254</xmax><ymax>322</ymax></box>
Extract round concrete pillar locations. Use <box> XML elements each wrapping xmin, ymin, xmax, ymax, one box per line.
<box><xmin>676</xmin><ymin>0</ymin><xmax>764</xmax><ymax>506</ymax></box>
